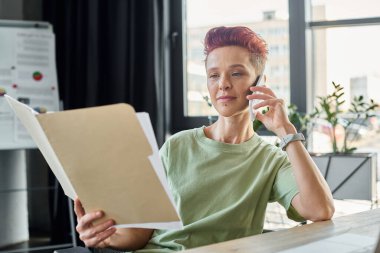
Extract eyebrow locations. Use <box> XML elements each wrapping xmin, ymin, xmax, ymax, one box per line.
<box><xmin>207</xmin><ymin>64</ymin><xmax>247</xmax><ymax>72</ymax></box>
<box><xmin>229</xmin><ymin>64</ymin><xmax>246</xmax><ymax>69</ymax></box>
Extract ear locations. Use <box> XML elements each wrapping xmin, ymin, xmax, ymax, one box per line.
<box><xmin>263</xmin><ymin>74</ymin><xmax>267</xmax><ymax>84</ymax></box>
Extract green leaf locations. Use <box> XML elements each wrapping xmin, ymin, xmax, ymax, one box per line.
<box><xmin>345</xmin><ymin>147</ymin><xmax>357</xmax><ymax>154</ymax></box>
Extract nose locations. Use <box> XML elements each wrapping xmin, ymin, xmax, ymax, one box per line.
<box><xmin>218</xmin><ymin>75</ymin><xmax>231</xmax><ymax>91</ymax></box>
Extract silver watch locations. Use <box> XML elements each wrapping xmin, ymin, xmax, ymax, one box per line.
<box><xmin>279</xmin><ymin>133</ymin><xmax>305</xmax><ymax>151</ymax></box>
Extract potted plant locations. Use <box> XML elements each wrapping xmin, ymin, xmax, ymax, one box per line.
<box><xmin>309</xmin><ymin>82</ymin><xmax>378</xmax><ymax>154</ymax></box>
<box><xmin>297</xmin><ymin>82</ymin><xmax>379</xmax><ymax>202</ymax></box>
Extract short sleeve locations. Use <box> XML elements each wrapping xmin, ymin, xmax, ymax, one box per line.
<box><xmin>270</xmin><ymin>156</ymin><xmax>305</xmax><ymax>222</ymax></box>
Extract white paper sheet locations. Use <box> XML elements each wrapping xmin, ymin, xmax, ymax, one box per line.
<box><xmin>115</xmin><ymin>221</ymin><xmax>182</xmax><ymax>230</ymax></box>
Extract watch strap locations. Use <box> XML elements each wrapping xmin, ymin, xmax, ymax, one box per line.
<box><xmin>279</xmin><ymin>133</ymin><xmax>305</xmax><ymax>151</ymax></box>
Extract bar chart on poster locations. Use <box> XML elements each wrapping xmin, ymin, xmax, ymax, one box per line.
<box><xmin>0</xmin><ymin>21</ymin><xmax>60</xmax><ymax>149</ymax></box>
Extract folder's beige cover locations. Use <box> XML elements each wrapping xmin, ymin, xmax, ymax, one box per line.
<box><xmin>36</xmin><ymin>104</ymin><xmax>179</xmax><ymax>226</ymax></box>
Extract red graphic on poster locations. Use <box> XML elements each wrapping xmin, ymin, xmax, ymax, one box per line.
<box><xmin>33</xmin><ymin>71</ymin><xmax>43</xmax><ymax>81</ymax></box>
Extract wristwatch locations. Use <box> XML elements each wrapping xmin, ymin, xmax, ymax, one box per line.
<box><xmin>279</xmin><ymin>133</ymin><xmax>305</xmax><ymax>151</ymax></box>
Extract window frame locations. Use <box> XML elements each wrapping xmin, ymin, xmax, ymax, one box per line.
<box><xmin>169</xmin><ymin>0</ymin><xmax>210</xmax><ymax>133</ymax></box>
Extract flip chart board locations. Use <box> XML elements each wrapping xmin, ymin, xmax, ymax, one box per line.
<box><xmin>0</xmin><ymin>20</ymin><xmax>59</xmax><ymax>149</ymax></box>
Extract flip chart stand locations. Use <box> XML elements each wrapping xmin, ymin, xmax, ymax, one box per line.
<box><xmin>0</xmin><ymin>19</ymin><xmax>76</xmax><ymax>252</ymax></box>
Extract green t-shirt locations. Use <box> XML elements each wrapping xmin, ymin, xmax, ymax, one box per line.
<box><xmin>136</xmin><ymin>126</ymin><xmax>303</xmax><ymax>252</ymax></box>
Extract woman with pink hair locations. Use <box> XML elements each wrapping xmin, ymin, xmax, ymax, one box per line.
<box><xmin>74</xmin><ymin>26</ymin><xmax>334</xmax><ymax>252</ymax></box>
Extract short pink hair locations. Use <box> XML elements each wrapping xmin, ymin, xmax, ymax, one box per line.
<box><xmin>204</xmin><ymin>26</ymin><xmax>268</xmax><ymax>74</ymax></box>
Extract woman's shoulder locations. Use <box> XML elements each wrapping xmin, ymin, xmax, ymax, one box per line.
<box><xmin>167</xmin><ymin>128</ymin><xmax>199</xmax><ymax>142</ymax></box>
<box><xmin>161</xmin><ymin>127</ymin><xmax>200</xmax><ymax>150</ymax></box>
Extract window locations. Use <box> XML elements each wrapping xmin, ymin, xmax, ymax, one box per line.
<box><xmin>307</xmin><ymin>1</ymin><xmax>380</xmax><ymax>154</ymax></box>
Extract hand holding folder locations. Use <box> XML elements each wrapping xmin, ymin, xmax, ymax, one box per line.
<box><xmin>5</xmin><ymin>95</ymin><xmax>182</xmax><ymax>230</ymax></box>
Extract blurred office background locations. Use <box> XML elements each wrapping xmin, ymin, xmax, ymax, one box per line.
<box><xmin>0</xmin><ymin>0</ymin><xmax>379</xmax><ymax>252</ymax></box>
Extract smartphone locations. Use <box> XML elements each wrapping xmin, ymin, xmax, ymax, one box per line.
<box><xmin>249</xmin><ymin>73</ymin><xmax>265</xmax><ymax>121</ymax></box>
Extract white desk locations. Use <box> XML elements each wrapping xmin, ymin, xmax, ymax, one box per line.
<box><xmin>184</xmin><ymin>208</ymin><xmax>380</xmax><ymax>253</ymax></box>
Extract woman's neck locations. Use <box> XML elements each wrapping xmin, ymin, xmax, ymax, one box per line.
<box><xmin>204</xmin><ymin>112</ymin><xmax>254</xmax><ymax>144</ymax></box>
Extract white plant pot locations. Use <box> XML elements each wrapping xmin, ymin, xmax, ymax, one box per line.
<box><xmin>310</xmin><ymin>152</ymin><xmax>378</xmax><ymax>203</ymax></box>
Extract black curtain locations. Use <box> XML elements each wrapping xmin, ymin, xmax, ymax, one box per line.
<box><xmin>41</xmin><ymin>0</ymin><xmax>169</xmax><ymax>245</ymax></box>
<box><xmin>42</xmin><ymin>0</ymin><xmax>168</xmax><ymax>146</ymax></box>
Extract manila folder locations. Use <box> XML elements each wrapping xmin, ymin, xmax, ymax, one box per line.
<box><xmin>8</xmin><ymin>94</ymin><xmax>182</xmax><ymax>228</ymax></box>
<box><xmin>27</xmin><ymin>102</ymin><xmax>179</xmax><ymax>227</ymax></box>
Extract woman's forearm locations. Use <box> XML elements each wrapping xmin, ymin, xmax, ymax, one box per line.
<box><xmin>285</xmin><ymin>140</ymin><xmax>335</xmax><ymax>221</ymax></box>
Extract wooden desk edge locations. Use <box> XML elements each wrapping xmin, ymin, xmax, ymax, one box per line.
<box><xmin>183</xmin><ymin>208</ymin><xmax>380</xmax><ymax>253</ymax></box>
